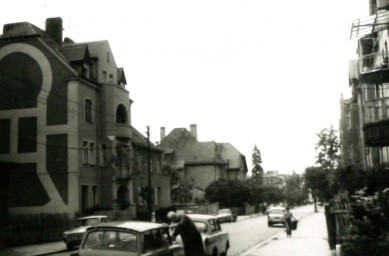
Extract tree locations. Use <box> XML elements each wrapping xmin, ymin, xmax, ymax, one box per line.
<box><xmin>251</xmin><ymin>144</ymin><xmax>264</xmax><ymax>184</ymax></box>
<box><xmin>315</xmin><ymin>125</ymin><xmax>340</xmax><ymax>170</ymax></box>
<box><xmin>171</xmin><ymin>179</ymin><xmax>193</xmax><ymax>203</ymax></box>
<box><xmin>303</xmin><ymin>166</ymin><xmax>332</xmax><ymax>212</ymax></box>
<box><xmin>283</xmin><ymin>172</ymin><xmax>307</xmax><ymax>207</ymax></box>
<box><xmin>205</xmin><ymin>179</ymin><xmax>250</xmax><ymax>207</ymax></box>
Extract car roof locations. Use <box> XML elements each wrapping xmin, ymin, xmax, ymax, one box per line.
<box><xmin>88</xmin><ymin>221</ymin><xmax>168</xmax><ymax>233</ymax></box>
<box><xmin>187</xmin><ymin>214</ymin><xmax>217</xmax><ymax>221</ymax></box>
<box><xmin>268</xmin><ymin>206</ymin><xmax>285</xmax><ymax>210</ymax></box>
<box><xmin>79</xmin><ymin>215</ymin><xmax>108</xmax><ymax>220</ymax></box>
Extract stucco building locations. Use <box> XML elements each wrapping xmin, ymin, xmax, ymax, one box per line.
<box><xmin>0</xmin><ymin>17</ymin><xmax>170</xmax><ymax>225</ymax></box>
<box><xmin>159</xmin><ymin>124</ymin><xmax>248</xmax><ymax>202</ymax></box>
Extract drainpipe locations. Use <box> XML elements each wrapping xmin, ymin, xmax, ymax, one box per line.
<box><xmin>96</xmin><ymin>86</ymin><xmax>101</xmax><ymax>205</ymax></box>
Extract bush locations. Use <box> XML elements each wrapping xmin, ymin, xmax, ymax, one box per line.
<box><xmin>341</xmin><ymin>188</ymin><xmax>389</xmax><ymax>256</ymax></box>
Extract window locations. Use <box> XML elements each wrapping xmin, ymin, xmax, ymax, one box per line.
<box><xmin>85</xmin><ymin>99</ymin><xmax>93</xmax><ymax>123</ymax></box>
<box><xmin>90</xmin><ymin>142</ymin><xmax>95</xmax><ymax>164</ymax></box>
<box><xmin>101</xmin><ymin>143</ymin><xmax>107</xmax><ymax>166</ymax></box>
<box><xmin>83</xmin><ymin>141</ymin><xmax>89</xmax><ymax>164</ymax></box>
<box><xmin>107</xmin><ymin>52</ymin><xmax>110</xmax><ymax>63</ymax></box>
<box><xmin>109</xmin><ymin>74</ymin><xmax>113</xmax><ymax>84</ymax></box>
<box><xmin>116</xmin><ymin>104</ymin><xmax>127</xmax><ymax>124</ymax></box>
<box><xmin>103</xmin><ymin>70</ymin><xmax>107</xmax><ymax>82</ymax></box>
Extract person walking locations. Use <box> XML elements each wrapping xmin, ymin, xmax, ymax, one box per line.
<box><xmin>284</xmin><ymin>206</ymin><xmax>293</xmax><ymax>237</ymax></box>
<box><xmin>167</xmin><ymin>211</ymin><xmax>204</xmax><ymax>256</ymax></box>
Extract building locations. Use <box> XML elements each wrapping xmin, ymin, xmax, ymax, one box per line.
<box><xmin>345</xmin><ymin>0</ymin><xmax>389</xmax><ymax>170</ymax></box>
<box><xmin>262</xmin><ymin>171</ymin><xmax>287</xmax><ymax>189</ymax></box>
<box><xmin>0</xmin><ymin>17</ymin><xmax>170</xmax><ymax>224</ymax></box>
<box><xmin>159</xmin><ymin>124</ymin><xmax>248</xmax><ymax>202</ymax></box>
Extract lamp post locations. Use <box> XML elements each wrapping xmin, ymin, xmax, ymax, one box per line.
<box><xmin>146</xmin><ymin>126</ymin><xmax>152</xmax><ymax>221</ymax></box>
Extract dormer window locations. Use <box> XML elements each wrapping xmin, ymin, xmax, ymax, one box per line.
<box><xmin>82</xmin><ymin>62</ymin><xmax>90</xmax><ymax>79</ymax></box>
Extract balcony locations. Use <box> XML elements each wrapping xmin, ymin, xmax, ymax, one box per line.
<box><xmin>364</xmin><ymin>119</ymin><xmax>389</xmax><ymax>146</ymax></box>
<box><xmin>351</xmin><ymin>10</ymin><xmax>389</xmax><ymax>39</ymax></box>
<box><xmin>356</xmin><ymin>52</ymin><xmax>389</xmax><ymax>83</ymax></box>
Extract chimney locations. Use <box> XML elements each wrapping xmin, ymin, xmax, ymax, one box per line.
<box><xmin>190</xmin><ymin>124</ymin><xmax>197</xmax><ymax>140</ymax></box>
<box><xmin>369</xmin><ymin>0</ymin><xmax>377</xmax><ymax>15</ymax></box>
<box><xmin>45</xmin><ymin>17</ymin><xmax>63</xmax><ymax>45</ymax></box>
<box><xmin>160</xmin><ymin>127</ymin><xmax>166</xmax><ymax>141</ymax></box>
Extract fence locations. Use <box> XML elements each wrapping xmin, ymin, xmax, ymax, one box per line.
<box><xmin>324</xmin><ymin>201</ymin><xmax>351</xmax><ymax>250</ymax></box>
<box><xmin>7</xmin><ymin>213</ymin><xmax>70</xmax><ymax>246</ymax></box>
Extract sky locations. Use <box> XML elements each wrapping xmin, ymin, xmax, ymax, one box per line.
<box><xmin>1</xmin><ymin>0</ymin><xmax>369</xmax><ymax>174</ymax></box>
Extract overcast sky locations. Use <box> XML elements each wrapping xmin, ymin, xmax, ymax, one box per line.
<box><xmin>1</xmin><ymin>0</ymin><xmax>369</xmax><ymax>174</ymax></box>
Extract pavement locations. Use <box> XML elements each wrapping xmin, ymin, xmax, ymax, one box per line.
<box><xmin>242</xmin><ymin>208</ymin><xmax>336</xmax><ymax>256</ymax></box>
<box><xmin>0</xmin><ymin>209</ymin><xmax>335</xmax><ymax>256</ymax></box>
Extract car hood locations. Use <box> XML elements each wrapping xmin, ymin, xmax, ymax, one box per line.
<box><xmin>64</xmin><ymin>226</ymin><xmax>89</xmax><ymax>235</ymax></box>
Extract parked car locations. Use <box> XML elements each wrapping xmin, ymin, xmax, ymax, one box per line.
<box><xmin>71</xmin><ymin>221</ymin><xmax>184</xmax><ymax>256</ymax></box>
<box><xmin>216</xmin><ymin>209</ymin><xmax>237</xmax><ymax>223</ymax></box>
<box><xmin>179</xmin><ymin>214</ymin><xmax>229</xmax><ymax>256</ymax></box>
<box><xmin>266</xmin><ymin>206</ymin><xmax>286</xmax><ymax>227</ymax></box>
<box><xmin>63</xmin><ymin>215</ymin><xmax>109</xmax><ymax>250</ymax></box>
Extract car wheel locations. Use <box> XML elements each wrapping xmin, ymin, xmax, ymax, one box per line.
<box><xmin>220</xmin><ymin>242</ymin><xmax>229</xmax><ymax>256</ymax></box>
<box><xmin>66</xmin><ymin>243</ymin><xmax>74</xmax><ymax>251</ymax></box>
<box><xmin>212</xmin><ymin>248</ymin><xmax>218</xmax><ymax>256</ymax></box>
<box><xmin>267</xmin><ymin>222</ymin><xmax>272</xmax><ymax>227</ymax></box>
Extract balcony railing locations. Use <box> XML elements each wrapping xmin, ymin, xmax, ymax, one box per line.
<box><xmin>351</xmin><ymin>10</ymin><xmax>389</xmax><ymax>39</ymax></box>
<box><xmin>351</xmin><ymin>51</ymin><xmax>389</xmax><ymax>83</ymax></box>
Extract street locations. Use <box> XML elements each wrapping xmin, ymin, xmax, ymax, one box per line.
<box><xmin>46</xmin><ymin>204</ymin><xmax>316</xmax><ymax>256</ymax></box>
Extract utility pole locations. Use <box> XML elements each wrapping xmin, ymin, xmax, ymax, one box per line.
<box><xmin>146</xmin><ymin>126</ymin><xmax>152</xmax><ymax>221</ymax></box>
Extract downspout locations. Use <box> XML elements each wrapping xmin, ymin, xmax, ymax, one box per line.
<box><xmin>96</xmin><ymin>86</ymin><xmax>101</xmax><ymax>205</ymax></box>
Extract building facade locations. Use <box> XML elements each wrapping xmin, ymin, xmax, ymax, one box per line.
<box><xmin>159</xmin><ymin>124</ymin><xmax>248</xmax><ymax>202</ymax></box>
<box><xmin>0</xmin><ymin>17</ymin><xmax>170</xmax><ymax>223</ymax></box>
<box><xmin>344</xmin><ymin>0</ymin><xmax>389</xmax><ymax>170</ymax></box>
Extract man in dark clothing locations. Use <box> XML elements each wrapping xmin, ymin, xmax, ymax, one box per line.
<box><xmin>167</xmin><ymin>211</ymin><xmax>204</xmax><ymax>256</ymax></box>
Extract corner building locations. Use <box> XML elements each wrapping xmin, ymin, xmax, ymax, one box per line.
<box><xmin>0</xmin><ymin>18</ymin><xmax>133</xmax><ymax>217</ymax></box>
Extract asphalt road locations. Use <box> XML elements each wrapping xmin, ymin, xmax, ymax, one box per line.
<box><xmin>50</xmin><ymin>204</ymin><xmax>316</xmax><ymax>256</ymax></box>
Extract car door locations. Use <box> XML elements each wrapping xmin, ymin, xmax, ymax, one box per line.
<box><xmin>207</xmin><ymin>219</ymin><xmax>225</xmax><ymax>254</ymax></box>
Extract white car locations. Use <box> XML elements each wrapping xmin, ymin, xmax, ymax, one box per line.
<box><xmin>71</xmin><ymin>221</ymin><xmax>184</xmax><ymax>256</ymax></box>
<box><xmin>180</xmin><ymin>214</ymin><xmax>230</xmax><ymax>256</ymax></box>
<box><xmin>216</xmin><ymin>209</ymin><xmax>237</xmax><ymax>223</ymax></box>
<box><xmin>63</xmin><ymin>215</ymin><xmax>109</xmax><ymax>250</ymax></box>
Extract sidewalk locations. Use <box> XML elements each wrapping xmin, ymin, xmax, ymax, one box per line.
<box><xmin>0</xmin><ymin>241</ymin><xmax>66</xmax><ymax>256</ymax></box>
<box><xmin>243</xmin><ymin>209</ymin><xmax>336</xmax><ymax>256</ymax></box>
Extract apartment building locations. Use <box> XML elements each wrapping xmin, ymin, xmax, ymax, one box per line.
<box><xmin>344</xmin><ymin>0</ymin><xmax>389</xmax><ymax>170</ymax></box>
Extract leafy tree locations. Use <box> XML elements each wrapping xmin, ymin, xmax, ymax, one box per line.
<box><xmin>315</xmin><ymin>125</ymin><xmax>340</xmax><ymax>170</ymax></box>
<box><xmin>304</xmin><ymin>166</ymin><xmax>332</xmax><ymax>212</ymax></box>
<box><xmin>171</xmin><ymin>179</ymin><xmax>193</xmax><ymax>203</ymax></box>
<box><xmin>251</xmin><ymin>144</ymin><xmax>264</xmax><ymax>184</ymax></box>
<box><xmin>205</xmin><ymin>179</ymin><xmax>250</xmax><ymax>207</ymax></box>
<box><xmin>283</xmin><ymin>172</ymin><xmax>307</xmax><ymax>207</ymax></box>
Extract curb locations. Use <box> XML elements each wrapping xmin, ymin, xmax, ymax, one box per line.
<box><xmin>31</xmin><ymin>249</ymin><xmax>68</xmax><ymax>256</ymax></box>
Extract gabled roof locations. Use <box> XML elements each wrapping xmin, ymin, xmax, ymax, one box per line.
<box><xmin>159</xmin><ymin>128</ymin><xmax>226</xmax><ymax>166</ymax></box>
<box><xmin>217</xmin><ymin>143</ymin><xmax>248</xmax><ymax>172</ymax></box>
<box><xmin>59</xmin><ymin>44</ymin><xmax>90</xmax><ymax>62</ymax></box>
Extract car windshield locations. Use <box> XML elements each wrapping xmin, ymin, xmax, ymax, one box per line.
<box><xmin>218</xmin><ymin>209</ymin><xmax>230</xmax><ymax>214</ymax></box>
<box><xmin>83</xmin><ymin>230</ymin><xmax>138</xmax><ymax>252</ymax></box>
<box><xmin>78</xmin><ymin>218</ymin><xmax>100</xmax><ymax>226</ymax></box>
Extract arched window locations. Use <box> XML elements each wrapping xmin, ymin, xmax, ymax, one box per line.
<box><xmin>116</xmin><ymin>104</ymin><xmax>127</xmax><ymax>124</ymax></box>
